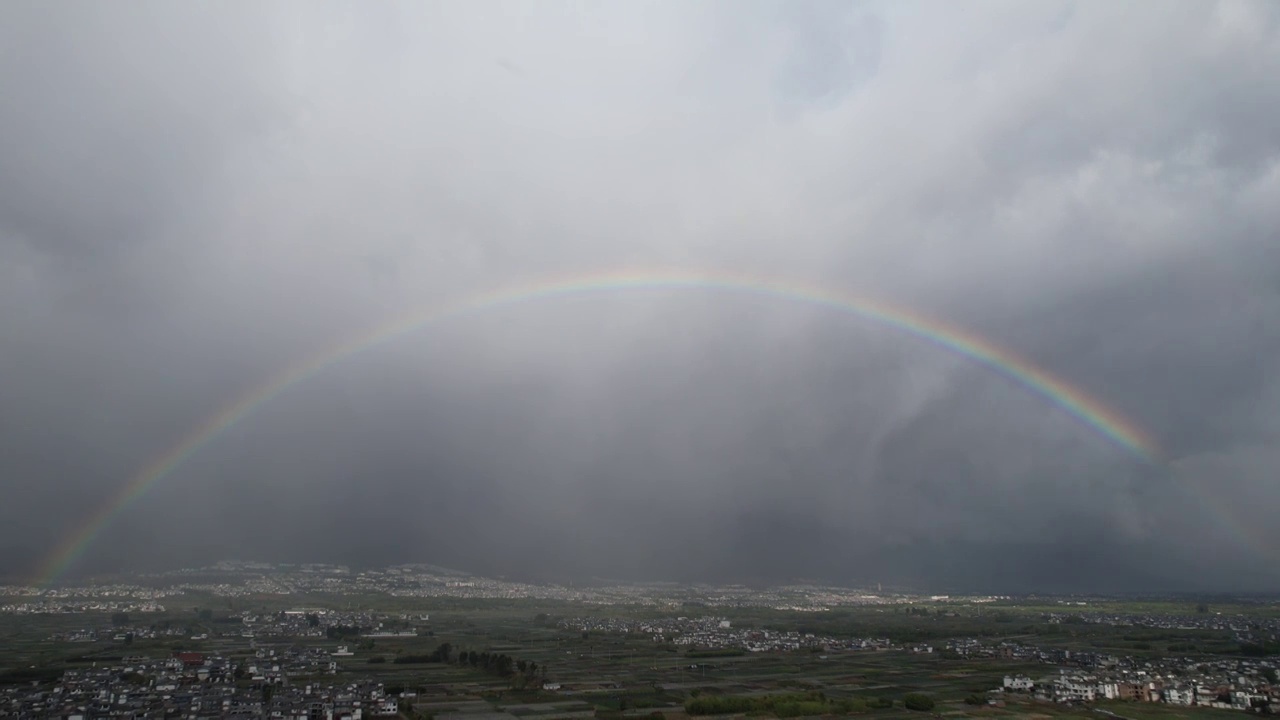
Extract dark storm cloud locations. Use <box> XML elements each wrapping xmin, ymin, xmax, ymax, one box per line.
<box><xmin>1</xmin><ymin>1</ymin><xmax>1278</xmax><ymax>591</ymax></box>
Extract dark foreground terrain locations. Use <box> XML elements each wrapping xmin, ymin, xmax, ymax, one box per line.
<box><xmin>2</xmin><ymin>565</ymin><xmax>1277</xmax><ymax>718</ymax></box>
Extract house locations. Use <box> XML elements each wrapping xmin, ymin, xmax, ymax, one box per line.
<box><xmin>1003</xmin><ymin>675</ymin><xmax>1034</xmax><ymax>692</ymax></box>
<box><xmin>1058</xmin><ymin>676</ymin><xmax>1098</xmax><ymax>702</ymax></box>
<box><xmin>1164</xmin><ymin>687</ymin><xmax>1194</xmax><ymax>705</ymax></box>
<box><xmin>1118</xmin><ymin>682</ymin><xmax>1145</xmax><ymax>701</ymax></box>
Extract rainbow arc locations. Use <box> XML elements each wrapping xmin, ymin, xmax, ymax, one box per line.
<box><xmin>34</xmin><ymin>268</ymin><xmax>1160</xmax><ymax>585</ymax></box>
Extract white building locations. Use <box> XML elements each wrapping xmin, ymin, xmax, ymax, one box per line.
<box><xmin>1055</xmin><ymin>673</ymin><xmax>1098</xmax><ymax>702</ymax></box>
<box><xmin>1164</xmin><ymin>687</ymin><xmax>1194</xmax><ymax>705</ymax></box>
<box><xmin>1004</xmin><ymin>675</ymin><xmax>1034</xmax><ymax>692</ymax></box>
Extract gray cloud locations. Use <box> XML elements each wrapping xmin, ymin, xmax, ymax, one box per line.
<box><xmin>2</xmin><ymin>0</ymin><xmax>1278</xmax><ymax>591</ymax></box>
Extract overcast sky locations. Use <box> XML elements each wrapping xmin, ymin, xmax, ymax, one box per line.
<box><xmin>2</xmin><ymin>0</ymin><xmax>1278</xmax><ymax>592</ymax></box>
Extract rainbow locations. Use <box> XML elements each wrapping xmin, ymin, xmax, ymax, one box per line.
<box><xmin>1174</xmin><ymin>458</ymin><xmax>1277</xmax><ymax>564</ymax></box>
<box><xmin>34</xmin><ymin>268</ymin><xmax>1160</xmax><ymax>585</ymax></box>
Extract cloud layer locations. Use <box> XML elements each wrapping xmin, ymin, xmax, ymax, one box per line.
<box><xmin>2</xmin><ymin>0</ymin><xmax>1278</xmax><ymax>591</ymax></box>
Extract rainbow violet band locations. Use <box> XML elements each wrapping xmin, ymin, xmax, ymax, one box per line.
<box><xmin>34</xmin><ymin>268</ymin><xmax>1160</xmax><ymax>585</ymax></box>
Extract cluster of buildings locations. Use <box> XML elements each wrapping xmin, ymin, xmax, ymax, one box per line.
<box><xmin>48</xmin><ymin>624</ymin><xmax>189</xmax><ymax>643</ymax></box>
<box><xmin>3</xmin><ymin>563</ymin><xmax>973</xmax><ymax>610</ymax></box>
<box><xmin>0</xmin><ymin>599</ymin><xmax>166</xmax><ymax>615</ymax></box>
<box><xmin>1002</xmin><ymin>660</ymin><xmax>1280</xmax><ymax>712</ymax></box>
<box><xmin>235</xmin><ymin>609</ymin><xmax>386</xmax><ymax>640</ymax></box>
<box><xmin>40</xmin><ymin>608</ymin><xmax>432</xmax><ymax>649</ymax></box>
<box><xmin>941</xmin><ymin>635</ymin><xmax>1280</xmax><ymax>712</ymax></box>
<box><xmin>559</xmin><ymin>615</ymin><xmax>894</xmax><ymax>653</ymax></box>
<box><xmin>0</xmin><ymin>650</ymin><xmax>402</xmax><ymax>719</ymax></box>
<box><xmin>1</xmin><ymin>585</ymin><xmax>176</xmax><ymax>600</ymax></box>
<box><xmin>1043</xmin><ymin>610</ymin><xmax>1280</xmax><ymax>646</ymax></box>
<box><xmin>945</xmin><ymin>637</ymin><xmax>1106</xmax><ymax>665</ymax></box>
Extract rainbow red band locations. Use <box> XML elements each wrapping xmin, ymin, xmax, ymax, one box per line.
<box><xmin>35</xmin><ymin>269</ymin><xmax>1160</xmax><ymax>585</ymax></box>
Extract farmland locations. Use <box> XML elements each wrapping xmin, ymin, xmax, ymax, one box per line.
<box><xmin>2</xmin><ymin>566</ymin><xmax>1277</xmax><ymax>717</ymax></box>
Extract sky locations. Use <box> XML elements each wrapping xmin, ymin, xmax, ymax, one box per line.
<box><xmin>2</xmin><ymin>0</ymin><xmax>1278</xmax><ymax>592</ymax></box>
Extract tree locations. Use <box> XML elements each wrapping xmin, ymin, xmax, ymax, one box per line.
<box><xmin>111</xmin><ymin>612</ymin><xmax>131</xmax><ymax>627</ymax></box>
<box><xmin>903</xmin><ymin>693</ymin><xmax>935</xmax><ymax>712</ymax></box>
<box><xmin>306</xmin><ymin>613</ymin><xmax>321</xmax><ymax>628</ymax></box>
<box><xmin>431</xmin><ymin>642</ymin><xmax>452</xmax><ymax>663</ymax></box>
<box><xmin>1241</xmin><ymin>642</ymin><xmax>1280</xmax><ymax>657</ymax></box>
<box><xmin>1197</xmin><ymin>603</ymin><xmax>1210</xmax><ymax>614</ymax></box>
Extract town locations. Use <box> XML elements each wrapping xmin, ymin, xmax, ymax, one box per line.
<box><xmin>1</xmin><ymin>562</ymin><xmax>1002</xmax><ymax>613</ymax></box>
<box><xmin>2</xmin><ymin>564</ymin><xmax>1278</xmax><ymax>718</ymax></box>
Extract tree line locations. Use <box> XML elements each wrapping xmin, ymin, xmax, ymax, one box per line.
<box><xmin>381</xmin><ymin>643</ymin><xmax>544</xmax><ymax>685</ymax></box>
<box><xmin>684</xmin><ymin>691</ymin><xmax>911</xmax><ymax>717</ymax></box>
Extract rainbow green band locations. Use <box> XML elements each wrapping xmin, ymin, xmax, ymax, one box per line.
<box><xmin>35</xmin><ymin>269</ymin><xmax>1160</xmax><ymax>585</ymax></box>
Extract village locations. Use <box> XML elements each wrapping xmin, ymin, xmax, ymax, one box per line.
<box><xmin>0</xmin><ymin>650</ymin><xmax>401</xmax><ymax>719</ymax></box>
<box><xmin>559</xmin><ymin>616</ymin><xmax>895</xmax><ymax>654</ymax></box>
<box><xmin>938</xmin><ymin>636</ymin><xmax>1280</xmax><ymax>710</ymax></box>
<box><xmin>1000</xmin><ymin>658</ymin><xmax>1280</xmax><ymax>712</ymax></box>
<box><xmin>0</xmin><ymin>563</ymin><xmax>990</xmax><ymax>614</ymax></box>
<box><xmin>3</xmin><ymin>567</ymin><xmax>1280</xmax><ymax>718</ymax></box>
<box><xmin>3</xmin><ymin>601</ymin><xmax>1277</xmax><ymax>718</ymax></box>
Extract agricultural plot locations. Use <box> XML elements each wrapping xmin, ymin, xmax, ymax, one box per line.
<box><xmin>2</xmin><ymin>594</ymin><xmax>1273</xmax><ymax>719</ymax></box>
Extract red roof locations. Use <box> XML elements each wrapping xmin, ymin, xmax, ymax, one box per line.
<box><xmin>174</xmin><ymin>652</ymin><xmax>205</xmax><ymax>666</ymax></box>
